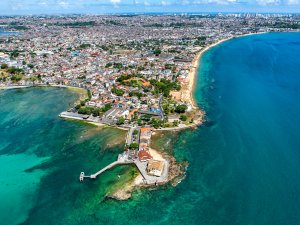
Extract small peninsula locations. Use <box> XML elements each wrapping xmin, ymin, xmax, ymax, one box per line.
<box><xmin>1</xmin><ymin>14</ymin><xmax>299</xmax><ymax>200</ymax></box>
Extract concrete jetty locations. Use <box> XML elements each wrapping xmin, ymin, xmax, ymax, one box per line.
<box><xmin>80</xmin><ymin>158</ymin><xmax>134</xmax><ymax>181</ymax></box>
<box><xmin>90</xmin><ymin>161</ymin><xmax>133</xmax><ymax>179</ymax></box>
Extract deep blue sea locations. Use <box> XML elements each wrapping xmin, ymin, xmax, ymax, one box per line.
<box><xmin>0</xmin><ymin>32</ymin><xmax>300</xmax><ymax>225</ymax></box>
<box><xmin>194</xmin><ymin>32</ymin><xmax>300</xmax><ymax>225</ymax></box>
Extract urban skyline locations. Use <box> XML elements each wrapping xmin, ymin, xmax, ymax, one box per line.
<box><xmin>0</xmin><ymin>0</ymin><xmax>300</xmax><ymax>15</ymax></box>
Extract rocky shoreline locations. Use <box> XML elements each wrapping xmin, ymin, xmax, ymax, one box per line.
<box><xmin>107</xmin><ymin>153</ymin><xmax>187</xmax><ymax>201</ymax></box>
<box><xmin>107</xmin><ymin>131</ymin><xmax>188</xmax><ymax>201</ymax></box>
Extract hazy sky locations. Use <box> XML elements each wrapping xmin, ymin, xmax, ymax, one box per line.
<box><xmin>0</xmin><ymin>0</ymin><xmax>299</xmax><ymax>15</ymax></box>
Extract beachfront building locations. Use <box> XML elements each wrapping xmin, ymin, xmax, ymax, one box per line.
<box><xmin>138</xmin><ymin>150</ymin><xmax>153</xmax><ymax>162</ymax></box>
<box><xmin>147</xmin><ymin>159</ymin><xmax>165</xmax><ymax>177</ymax></box>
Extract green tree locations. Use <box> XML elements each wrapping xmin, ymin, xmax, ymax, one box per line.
<box><xmin>180</xmin><ymin>115</ymin><xmax>188</xmax><ymax>121</ymax></box>
<box><xmin>10</xmin><ymin>50</ymin><xmax>19</xmax><ymax>59</ymax></box>
<box><xmin>111</xmin><ymin>87</ymin><xmax>124</xmax><ymax>96</ymax></box>
<box><xmin>116</xmin><ymin>74</ymin><xmax>132</xmax><ymax>82</ymax></box>
<box><xmin>162</xmin><ymin>103</ymin><xmax>170</xmax><ymax>114</ymax></box>
<box><xmin>101</xmin><ymin>103</ymin><xmax>112</xmax><ymax>112</ymax></box>
<box><xmin>79</xmin><ymin>43</ymin><xmax>91</xmax><ymax>49</ymax></box>
<box><xmin>11</xmin><ymin>74</ymin><xmax>23</xmax><ymax>82</ymax></box>
<box><xmin>92</xmin><ymin>108</ymin><xmax>101</xmax><ymax>116</ymax></box>
<box><xmin>141</xmin><ymin>114</ymin><xmax>152</xmax><ymax>121</ymax></box>
<box><xmin>129</xmin><ymin>91</ymin><xmax>145</xmax><ymax>99</ymax></box>
<box><xmin>153</xmin><ymin>48</ymin><xmax>161</xmax><ymax>56</ymax></box>
<box><xmin>27</xmin><ymin>64</ymin><xmax>34</xmax><ymax>69</ymax></box>
<box><xmin>29</xmin><ymin>76</ymin><xmax>37</xmax><ymax>85</ymax></box>
<box><xmin>116</xmin><ymin>117</ymin><xmax>125</xmax><ymax>125</ymax></box>
<box><xmin>1</xmin><ymin>63</ymin><xmax>8</xmax><ymax>69</ymax></box>
<box><xmin>175</xmin><ymin>104</ymin><xmax>188</xmax><ymax>113</ymax></box>
<box><xmin>173</xmin><ymin>120</ymin><xmax>179</xmax><ymax>127</ymax></box>
<box><xmin>80</xmin><ymin>100</ymin><xmax>86</xmax><ymax>106</ymax></box>
<box><xmin>87</xmin><ymin>90</ymin><xmax>92</xmax><ymax>100</ymax></box>
<box><xmin>150</xmin><ymin>118</ymin><xmax>164</xmax><ymax>128</ymax></box>
<box><xmin>105</xmin><ymin>62</ymin><xmax>113</xmax><ymax>68</ymax></box>
<box><xmin>7</xmin><ymin>66</ymin><xmax>24</xmax><ymax>75</ymax></box>
<box><xmin>137</xmin><ymin>119</ymin><xmax>142</xmax><ymax>126</ymax></box>
<box><xmin>150</xmin><ymin>78</ymin><xmax>181</xmax><ymax>97</ymax></box>
<box><xmin>78</xmin><ymin>107</ymin><xmax>93</xmax><ymax>115</ymax></box>
<box><xmin>113</xmin><ymin>62</ymin><xmax>123</xmax><ymax>70</ymax></box>
<box><xmin>129</xmin><ymin>142</ymin><xmax>139</xmax><ymax>149</ymax></box>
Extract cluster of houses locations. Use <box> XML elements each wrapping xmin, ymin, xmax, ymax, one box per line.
<box><xmin>2</xmin><ymin>15</ymin><xmax>297</xmax><ymax>129</ymax></box>
<box><xmin>1</xmin><ymin>14</ymin><xmax>284</xmax><ymax>93</ymax></box>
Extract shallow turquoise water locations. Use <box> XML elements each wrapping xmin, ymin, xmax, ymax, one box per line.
<box><xmin>1</xmin><ymin>33</ymin><xmax>300</xmax><ymax>225</ymax></box>
<box><xmin>0</xmin><ymin>88</ymin><xmax>128</xmax><ymax>225</ymax></box>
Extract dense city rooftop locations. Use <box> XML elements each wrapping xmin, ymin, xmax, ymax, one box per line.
<box><xmin>1</xmin><ymin>14</ymin><xmax>299</xmax><ymax>128</ymax></box>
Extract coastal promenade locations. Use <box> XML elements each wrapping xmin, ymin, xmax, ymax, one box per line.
<box><xmin>0</xmin><ymin>85</ymin><xmax>30</xmax><ymax>90</ymax></box>
<box><xmin>0</xmin><ymin>84</ymin><xmax>76</xmax><ymax>89</ymax></box>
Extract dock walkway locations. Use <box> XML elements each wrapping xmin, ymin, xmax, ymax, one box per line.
<box><xmin>90</xmin><ymin>161</ymin><xmax>133</xmax><ymax>179</ymax></box>
<box><xmin>79</xmin><ymin>153</ymin><xmax>134</xmax><ymax>181</ymax></box>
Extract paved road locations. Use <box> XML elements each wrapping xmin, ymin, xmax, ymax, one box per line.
<box><xmin>126</xmin><ymin>126</ymin><xmax>134</xmax><ymax>145</ymax></box>
<box><xmin>126</xmin><ymin>126</ymin><xmax>140</xmax><ymax>145</ymax></box>
<box><xmin>158</xmin><ymin>94</ymin><xmax>165</xmax><ymax>121</ymax></box>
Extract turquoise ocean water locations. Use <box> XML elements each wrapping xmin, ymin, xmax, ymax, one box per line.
<box><xmin>1</xmin><ymin>32</ymin><xmax>300</xmax><ymax>225</ymax></box>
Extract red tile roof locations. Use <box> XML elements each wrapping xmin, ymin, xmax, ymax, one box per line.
<box><xmin>138</xmin><ymin>150</ymin><xmax>153</xmax><ymax>161</ymax></box>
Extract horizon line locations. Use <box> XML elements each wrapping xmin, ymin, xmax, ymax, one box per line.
<box><xmin>1</xmin><ymin>11</ymin><xmax>300</xmax><ymax>17</ymax></box>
